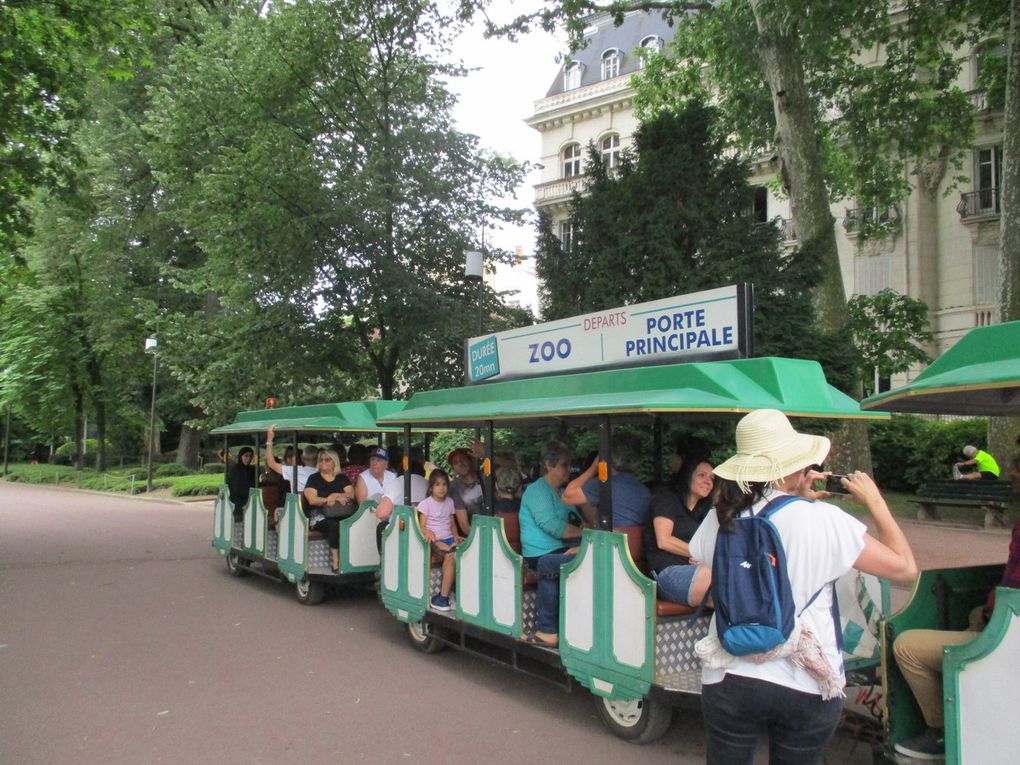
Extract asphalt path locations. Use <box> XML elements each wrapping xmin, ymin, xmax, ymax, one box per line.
<box><xmin>0</xmin><ymin>482</ymin><xmax>1010</xmax><ymax>764</ymax></box>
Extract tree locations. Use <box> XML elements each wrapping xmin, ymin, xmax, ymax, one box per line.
<box><xmin>847</xmin><ymin>289</ymin><xmax>933</xmax><ymax>398</ymax></box>
<box><xmin>484</xmin><ymin>0</ymin><xmax>1005</xmax><ymax>469</ymax></box>
<box><xmin>534</xmin><ymin>102</ymin><xmax>857</xmax><ymax>387</ymax></box>
<box><xmin>0</xmin><ymin>0</ymin><xmax>152</xmax><ymax>258</ymax></box>
<box><xmin>145</xmin><ymin>0</ymin><xmax>530</xmax><ymax>405</ymax></box>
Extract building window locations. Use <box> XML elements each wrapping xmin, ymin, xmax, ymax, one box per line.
<box><xmin>562</xmin><ymin>143</ymin><xmax>582</xmax><ymax>178</ymax></box>
<box><xmin>750</xmin><ymin>187</ymin><xmax>768</xmax><ymax>223</ymax></box>
<box><xmin>974</xmin><ymin>244</ymin><xmax>998</xmax><ymax>305</ymax></box>
<box><xmin>563</xmin><ymin>61</ymin><xmax>582</xmax><ymax>90</ymax></box>
<box><xmin>976</xmin><ymin>145</ymin><xmax>1002</xmax><ymax>207</ymax></box>
<box><xmin>559</xmin><ymin>220</ymin><xmax>576</xmax><ymax>253</ymax></box>
<box><xmin>601</xmin><ymin>49</ymin><xmax>621</xmax><ymax>80</ymax></box>
<box><xmin>601</xmin><ymin>134</ymin><xmax>620</xmax><ymax>168</ymax></box>
<box><xmin>639</xmin><ymin>35</ymin><xmax>662</xmax><ymax>68</ymax></box>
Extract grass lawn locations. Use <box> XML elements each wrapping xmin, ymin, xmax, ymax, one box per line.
<box><xmin>1</xmin><ymin>463</ymin><xmax>222</xmax><ymax>497</ymax></box>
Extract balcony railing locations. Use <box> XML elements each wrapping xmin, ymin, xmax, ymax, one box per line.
<box><xmin>956</xmin><ymin>188</ymin><xmax>1000</xmax><ymax>220</ymax></box>
<box><xmin>534</xmin><ymin>176</ymin><xmax>587</xmax><ymax>206</ymax></box>
<box><xmin>842</xmin><ymin>206</ymin><xmax>900</xmax><ymax>235</ymax></box>
<box><xmin>779</xmin><ymin>218</ymin><xmax>797</xmax><ymax>242</ymax></box>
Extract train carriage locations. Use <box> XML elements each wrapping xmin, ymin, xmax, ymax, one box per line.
<box><xmin>376</xmin><ymin>356</ymin><xmax>890</xmax><ymax>743</ymax></box>
<box><xmin>210</xmin><ymin>400</ymin><xmax>408</xmax><ymax>604</ymax></box>
<box><xmin>862</xmin><ymin>320</ymin><xmax>1020</xmax><ymax>764</ymax></box>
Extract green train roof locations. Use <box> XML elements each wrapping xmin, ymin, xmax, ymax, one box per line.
<box><xmin>861</xmin><ymin>321</ymin><xmax>1020</xmax><ymax>416</ymax></box>
<box><xmin>211</xmin><ymin>400</ymin><xmax>408</xmax><ymax>435</ymax></box>
<box><xmin>377</xmin><ymin>357</ymin><xmax>883</xmax><ymax>428</ymax></box>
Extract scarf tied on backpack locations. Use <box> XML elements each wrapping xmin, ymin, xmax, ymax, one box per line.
<box><xmin>695</xmin><ymin>618</ymin><xmax>846</xmax><ymax>700</ymax></box>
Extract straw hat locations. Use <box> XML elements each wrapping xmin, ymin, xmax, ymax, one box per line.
<box><xmin>714</xmin><ymin>409</ymin><xmax>830</xmax><ymax>493</ymax></box>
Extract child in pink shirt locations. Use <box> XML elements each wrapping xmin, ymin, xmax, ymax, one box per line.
<box><xmin>417</xmin><ymin>469</ymin><xmax>461</xmax><ymax>611</ymax></box>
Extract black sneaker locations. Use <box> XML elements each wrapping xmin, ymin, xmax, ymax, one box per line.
<box><xmin>893</xmin><ymin>727</ymin><xmax>945</xmax><ymax>760</ymax></box>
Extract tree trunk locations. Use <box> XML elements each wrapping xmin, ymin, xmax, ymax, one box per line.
<box><xmin>95</xmin><ymin>399</ymin><xmax>107</xmax><ymax>473</ymax></box>
<box><xmin>176</xmin><ymin>423</ymin><xmax>202</xmax><ymax>469</ymax></box>
<box><xmin>989</xmin><ymin>0</ymin><xmax>1020</xmax><ymax>475</ymax></box>
<box><xmin>1000</xmin><ymin>0</ymin><xmax>1020</xmax><ymax>324</ymax></box>
<box><xmin>750</xmin><ymin>3</ymin><xmax>871</xmax><ymax>473</ymax></box>
<box><xmin>71</xmin><ymin>383</ymin><xmax>84</xmax><ymax>470</ymax></box>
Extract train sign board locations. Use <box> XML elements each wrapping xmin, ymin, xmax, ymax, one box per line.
<box><xmin>465</xmin><ymin>283</ymin><xmax>753</xmax><ymax>384</ymax></box>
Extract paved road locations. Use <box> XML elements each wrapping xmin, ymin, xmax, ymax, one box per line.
<box><xmin>0</xmin><ymin>482</ymin><xmax>1009</xmax><ymax>764</ymax></box>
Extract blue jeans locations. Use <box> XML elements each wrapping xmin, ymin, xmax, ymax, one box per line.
<box><xmin>535</xmin><ymin>553</ymin><xmax>575</xmax><ymax>634</ymax></box>
<box><xmin>701</xmin><ymin>674</ymin><xmax>842</xmax><ymax>764</ymax></box>
<box><xmin>653</xmin><ymin>564</ymin><xmax>699</xmax><ymax>605</ymax></box>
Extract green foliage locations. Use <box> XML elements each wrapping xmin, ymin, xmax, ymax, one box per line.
<box><xmin>168</xmin><ymin>474</ymin><xmax>223</xmax><ymax>497</ymax></box>
<box><xmin>870</xmin><ymin>414</ymin><xmax>989</xmax><ymax>491</ymax></box>
<box><xmin>847</xmin><ymin>289</ymin><xmax>933</xmax><ymax>396</ymax></box>
<box><xmin>534</xmin><ymin>102</ymin><xmax>854</xmax><ymax>387</ymax></box>
<box><xmin>2</xmin><ymin>464</ymin><xmax>80</xmax><ymax>484</ymax></box>
<box><xmin>154</xmin><ymin>462</ymin><xmax>191</xmax><ymax>478</ymax></box>
<box><xmin>0</xmin><ymin>0</ymin><xmax>154</xmax><ymax>253</ymax></box>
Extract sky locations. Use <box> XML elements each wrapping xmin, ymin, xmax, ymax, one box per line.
<box><xmin>444</xmin><ymin>6</ymin><xmax>565</xmax><ymax>314</ymax></box>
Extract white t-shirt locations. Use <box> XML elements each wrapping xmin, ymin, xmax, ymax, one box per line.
<box><xmin>359</xmin><ymin>468</ymin><xmax>396</xmax><ymax>500</ymax></box>
<box><xmin>382</xmin><ymin>473</ymin><xmax>428</xmax><ymax>506</ymax></box>
<box><xmin>689</xmin><ymin>489</ymin><xmax>867</xmax><ymax>695</ymax></box>
<box><xmin>272</xmin><ymin>463</ymin><xmax>317</xmax><ymax>493</ymax></box>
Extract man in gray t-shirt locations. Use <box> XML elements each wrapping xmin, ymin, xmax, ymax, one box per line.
<box><xmin>448</xmin><ymin>447</ymin><xmax>484</xmax><ymax>535</ymax></box>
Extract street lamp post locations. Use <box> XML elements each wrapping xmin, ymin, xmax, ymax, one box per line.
<box><xmin>464</xmin><ymin>249</ymin><xmax>484</xmax><ymax>336</ymax></box>
<box><xmin>145</xmin><ymin>337</ymin><xmax>158</xmax><ymax>493</ymax></box>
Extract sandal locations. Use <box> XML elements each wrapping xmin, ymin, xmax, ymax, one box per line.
<box><xmin>522</xmin><ymin>632</ymin><xmax>558</xmax><ymax>648</ymax></box>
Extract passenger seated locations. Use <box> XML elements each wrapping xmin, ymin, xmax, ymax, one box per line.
<box><xmin>355</xmin><ymin>446</ymin><xmax>396</xmax><ymax>504</ymax></box>
<box><xmin>376</xmin><ymin>459</ymin><xmax>429</xmax><ymax>551</ymax></box>
<box><xmin>561</xmin><ymin>435</ymin><xmax>651</xmax><ymax>528</ymax></box>
<box><xmin>449</xmin><ymin>447</ymin><xmax>484</xmax><ymax>536</ymax></box>
<box><xmin>644</xmin><ymin>457</ymin><xmax>713</xmax><ymax>607</ymax></box>
<box><xmin>891</xmin><ymin>518</ymin><xmax>1020</xmax><ymax>759</ymax></box>
<box><xmin>519</xmin><ymin>442</ymin><xmax>585</xmax><ymax>647</ymax></box>
<box><xmin>493</xmin><ymin>467</ymin><xmax>522</xmax><ymax>514</ymax></box>
<box><xmin>417</xmin><ymin>469</ymin><xmax>462</xmax><ymax>611</ymax></box>
<box><xmin>342</xmin><ymin>443</ymin><xmax>369</xmax><ymax>486</ymax></box>
<box><xmin>303</xmin><ymin>448</ymin><xmax>355</xmax><ymax>573</ymax></box>
<box><xmin>265</xmin><ymin>426</ymin><xmax>319</xmax><ymax>520</ymax></box>
<box><xmin>227</xmin><ymin>446</ymin><xmax>256</xmax><ymax>521</ymax></box>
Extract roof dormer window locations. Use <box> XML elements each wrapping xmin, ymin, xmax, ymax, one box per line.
<box><xmin>563</xmin><ymin>61</ymin><xmax>583</xmax><ymax>90</ymax></box>
<box><xmin>639</xmin><ymin>35</ymin><xmax>663</xmax><ymax>68</ymax></box>
<box><xmin>601</xmin><ymin>49</ymin><xmax>621</xmax><ymax>80</ymax></box>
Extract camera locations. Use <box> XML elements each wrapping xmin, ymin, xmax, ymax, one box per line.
<box><xmin>824</xmin><ymin>474</ymin><xmax>849</xmax><ymax>494</ymax></box>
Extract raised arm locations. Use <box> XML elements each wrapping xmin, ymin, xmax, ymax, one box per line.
<box><xmin>562</xmin><ymin>456</ymin><xmax>598</xmax><ymax>506</ymax></box>
<box><xmin>265</xmin><ymin>426</ymin><xmax>284</xmax><ymax>476</ymax></box>
<box><xmin>844</xmin><ymin>471</ymin><xmax>918</xmax><ymax>584</ymax></box>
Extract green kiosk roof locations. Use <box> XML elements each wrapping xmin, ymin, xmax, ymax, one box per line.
<box><xmin>861</xmin><ymin>321</ymin><xmax>1020</xmax><ymax>416</ymax></box>
<box><xmin>377</xmin><ymin>357</ymin><xmax>883</xmax><ymax>428</ymax></box>
<box><xmin>211</xmin><ymin>400</ymin><xmax>408</xmax><ymax>435</ymax></box>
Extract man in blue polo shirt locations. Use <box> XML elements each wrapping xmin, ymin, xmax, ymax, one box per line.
<box><xmin>561</xmin><ymin>434</ymin><xmax>651</xmax><ymax>528</ymax></box>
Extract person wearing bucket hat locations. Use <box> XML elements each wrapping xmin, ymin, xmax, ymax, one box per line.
<box><xmin>355</xmin><ymin>446</ymin><xmax>396</xmax><ymax>504</ymax></box>
<box><xmin>688</xmin><ymin>409</ymin><xmax>918</xmax><ymax>764</ymax></box>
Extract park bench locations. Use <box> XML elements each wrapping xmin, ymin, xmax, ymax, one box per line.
<box><xmin>911</xmin><ymin>479</ymin><xmax>1014</xmax><ymax>527</ymax></box>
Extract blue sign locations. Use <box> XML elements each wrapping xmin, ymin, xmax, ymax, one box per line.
<box><xmin>468</xmin><ymin>336</ymin><xmax>500</xmax><ymax>382</ymax></box>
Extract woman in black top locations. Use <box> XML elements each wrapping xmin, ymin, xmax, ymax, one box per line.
<box><xmin>302</xmin><ymin>448</ymin><xmax>354</xmax><ymax>572</ymax></box>
<box><xmin>643</xmin><ymin>457</ymin><xmax>714</xmax><ymax>606</ymax></box>
<box><xmin>227</xmin><ymin>447</ymin><xmax>257</xmax><ymax>521</ymax></box>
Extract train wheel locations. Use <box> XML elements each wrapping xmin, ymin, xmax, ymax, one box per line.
<box><xmin>226</xmin><ymin>551</ymin><xmax>248</xmax><ymax>578</ymax></box>
<box><xmin>594</xmin><ymin>694</ymin><xmax>674</xmax><ymax>744</ymax></box>
<box><xmin>406</xmin><ymin>620</ymin><xmax>445</xmax><ymax>654</ymax></box>
<box><xmin>295</xmin><ymin>577</ymin><xmax>325</xmax><ymax>606</ymax></box>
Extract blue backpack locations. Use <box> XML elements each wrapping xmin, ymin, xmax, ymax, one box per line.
<box><xmin>711</xmin><ymin>495</ymin><xmax>817</xmax><ymax>656</ymax></box>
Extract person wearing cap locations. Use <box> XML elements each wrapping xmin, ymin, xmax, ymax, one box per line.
<box><xmin>493</xmin><ymin>467</ymin><xmax>522</xmax><ymax>514</ymax></box>
<box><xmin>448</xmin><ymin>447</ymin><xmax>484</xmax><ymax>535</ymax></box>
<box><xmin>688</xmin><ymin>408</ymin><xmax>917</xmax><ymax>764</ymax></box>
<box><xmin>355</xmin><ymin>446</ymin><xmax>396</xmax><ymax>505</ymax></box>
<box><xmin>955</xmin><ymin>444</ymin><xmax>1000</xmax><ymax>480</ymax></box>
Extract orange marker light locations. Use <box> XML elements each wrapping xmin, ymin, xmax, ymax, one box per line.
<box><xmin>598</xmin><ymin>460</ymin><xmax>609</xmax><ymax>482</ymax></box>
<box><xmin>483</xmin><ymin>458</ymin><xmax>491</xmax><ymax>476</ymax></box>
<box><xmin>399</xmin><ymin>519</ymin><xmax>406</xmax><ymax>532</ymax></box>
<box><xmin>403</xmin><ymin>455</ymin><xmax>409</xmax><ymax>471</ymax></box>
